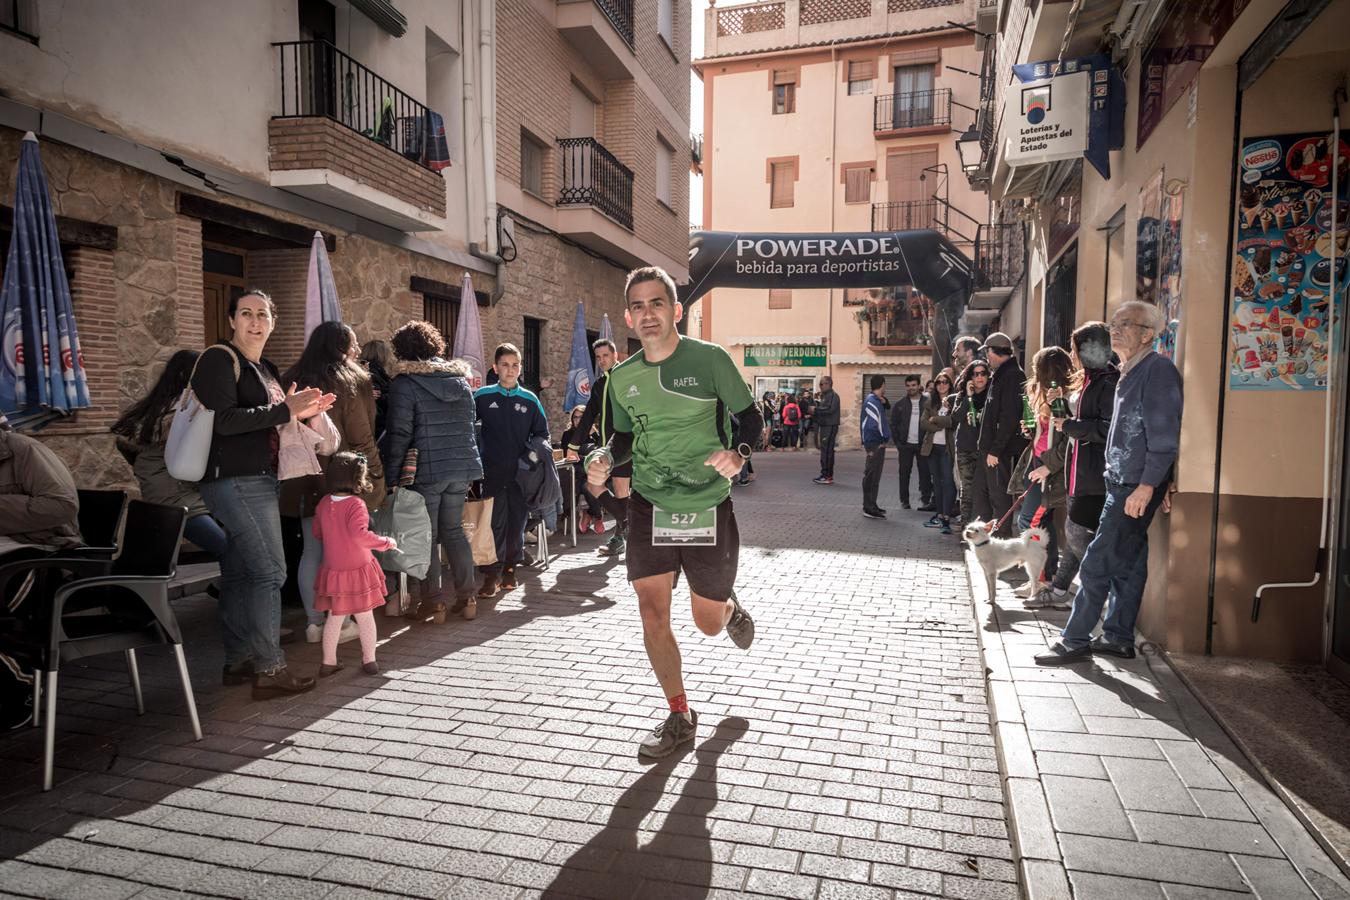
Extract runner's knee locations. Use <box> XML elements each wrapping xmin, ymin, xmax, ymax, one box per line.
<box><xmin>691</xmin><ymin>595</ymin><xmax>726</xmax><ymax>635</ymax></box>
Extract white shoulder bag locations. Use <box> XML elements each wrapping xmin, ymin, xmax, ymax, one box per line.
<box><xmin>165</xmin><ymin>346</ymin><xmax>240</xmax><ymax>482</ymax></box>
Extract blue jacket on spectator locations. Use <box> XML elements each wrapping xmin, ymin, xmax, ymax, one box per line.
<box><xmin>1104</xmin><ymin>350</ymin><xmax>1182</xmax><ymax>488</ymax></box>
<box><xmin>475</xmin><ymin>382</ymin><xmax>549</xmax><ymax>494</ymax></box>
<box><xmin>380</xmin><ymin>358</ymin><xmax>483</xmax><ymax>487</ymax></box>
<box><xmin>860</xmin><ymin>392</ymin><xmax>891</xmax><ymax>447</ymax></box>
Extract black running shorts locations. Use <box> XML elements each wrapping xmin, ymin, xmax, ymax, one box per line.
<box><xmin>625</xmin><ymin>491</ymin><xmax>739</xmax><ymax>601</ymax></box>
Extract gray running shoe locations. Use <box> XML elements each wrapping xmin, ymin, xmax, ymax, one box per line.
<box><xmin>598</xmin><ymin>533</ymin><xmax>626</xmax><ymax>557</ymax></box>
<box><xmin>638</xmin><ymin>710</ymin><xmax>698</xmax><ymax>758</ymax></box>
<box><xmin>725</xmin><ymin>592</ymin><xmax>755</xmax><ymax>650</ymax></box>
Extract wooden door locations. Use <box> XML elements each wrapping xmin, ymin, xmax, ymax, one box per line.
<box><xmin>884</xmin><ymin>148</ymin><xmax>937</xmax><ymax>230</ymax></box>
<box><xmin>203</xmin><ymin>275</ymin><xmax>245</xmax><ymax>347</ymax></box>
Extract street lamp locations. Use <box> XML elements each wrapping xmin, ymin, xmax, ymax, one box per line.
<box><xmin>956</xmin><ymin>125</ymin><xmax>982</xmax><ymax>174</ymax></box>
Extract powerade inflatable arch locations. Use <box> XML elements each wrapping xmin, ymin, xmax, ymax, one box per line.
<box><xmin>679</xmin><ymin>230</ymin><xmax>978</xmax><ymax>307</ymax></box>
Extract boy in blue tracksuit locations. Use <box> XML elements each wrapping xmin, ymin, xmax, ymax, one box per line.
<box><xmin>860</xmin><ymin>374</ymin><xmax>891</xmax><ymax>518</ymax></box>
<box><xmin>474</xmin><ymin>343</ymin><xmax>549</xmax><ymax>595</ymax></box>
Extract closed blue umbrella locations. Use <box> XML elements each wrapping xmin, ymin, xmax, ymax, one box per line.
<box><xmin>0</xmin><ymin>132</ymin><xmax>90</xmax><ymax>430</ymax></box>
<box><xmin>564</xmin><ymin>302</ymin><xmax>593</xmax><ymax>411</ymax></box>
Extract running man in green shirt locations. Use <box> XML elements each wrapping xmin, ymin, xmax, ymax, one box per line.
<box><xmin>586</xmin><ymin>266</ymin><xmax>764</xmax><ymax>758</ymax></box>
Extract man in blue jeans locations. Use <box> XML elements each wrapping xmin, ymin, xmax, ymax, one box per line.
<box><xmin>1035</xmin><ymin>301</ymin><xmax>1182</xmax><ymax>665</ymax></box>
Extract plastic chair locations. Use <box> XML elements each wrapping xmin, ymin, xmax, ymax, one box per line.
<box><xmin>32</xmin><ymin>501</ymin><xmax>202</xmax><ymax>790</ymax></box>
<box><xmin>73</xmin><ymin>489</ymin><xmax>128</xmax><ymax>557</ymax></box>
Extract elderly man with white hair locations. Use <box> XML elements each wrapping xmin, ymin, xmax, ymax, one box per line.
<box><xmin>1036</xmin><ymin>301</ymin><xmax>1182</xmax><ymax>665</ymax></box>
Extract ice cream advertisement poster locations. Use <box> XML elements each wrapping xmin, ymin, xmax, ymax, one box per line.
<box><xmin>1229</xmin><ymin>132</ymin><xmax>1349</xmax><ymax>391</ymax></box>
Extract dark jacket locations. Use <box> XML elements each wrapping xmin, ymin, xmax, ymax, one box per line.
<box><xmin>517</xmin><ymin>434</ymin><xmax>562</xmax><ymax>516</ymax></box>
<box><xmin>1061</xmin><ymin>365</ymin><xmax>1119</xmax><ymax>498</ymax></box>
<box><xmin>1011</xmin><ymin>421</ymin><xmax>1070</xmax><ymax>509</ymax></box>
<box><xmin>475</xmin><ymin>382</ymin><xmax>549</xmax><ymax>495</ymax></box>
<box><xmin>381</xmin><ymin>358</ymin><xmax>483</xmax><ymax>489</ymax></box>
<box><xmin>567</xmin><ymin>370</ymin><xmax>613</xmax><ymax>454</ymax></box>
<box><xmin>367</xmin><ymin>361</ymin><xmax>391</xmax><ymax>439</ymax></box>
<box><xmin>116</xmin><ymin>412</ymin><xmax>209</xmax><ymax>519</ymax></box>
<box><xmin>889</xmin><ymin>393</ymin><xmax>926</xmax><ymax>447</ymax></box>
<box><xmin>281</xmin><ymin>379</ymin><xmax>386</xmax><ymax>518</ymax></box>
<box><xmin>0</xmin><ymin>429</ymin><xmax>81</xmax><ymax>548</ymax></box>
<box><xmin>813</xmin><ymin>389</ymin><xmax>840</xmax><ymax>427</ymax></box>
<box><xmin>955</xmin><ymin>389</ymin><xmax>987</xmax><ymax>453</ymax></box>
<box><xmin>978</xmin><ymin>358</ymin><xmax>1028</xmax><ymax>460</ymax></box>
<box><xmin>191</xmin><ymin>341</ymin><xmax>291</xmax><ymax>483</ymax></box>
<box><xmin>860</xmin><ymin>393</ymin><xmax>890</xmax><ymax>446</ymax></box>
<box><xmin>920</xmin><ymin>393</ymin><xmax>956</xmax><ymax>456</ymax></box>
<box><xmin>1105</xmin><ymin>351</ymin><xmax>1182</xmax><ymax>487</ymax></box>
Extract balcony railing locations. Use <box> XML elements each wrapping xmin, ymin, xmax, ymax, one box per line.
<box><xmin>273</xmin><ymin>40</ymin><xmax>443</xmax><ymax>172</ymax></box>
<box><xmin>557</xmin><ymin>137</ymin><xmax>634</xmax><ymax>231</ymax></box>
<box><xmin>590</xmin><ymin>0</ymin><xmax>635</xmax><ymax>46</ymax></box>
<box><xmin>716</xmin><ymin>1</ymin><xmax>785</xmax><ymax>35</ymax></box>
<box><xmin>871</xmin><ymin>200</ymin><xmax>944</xmax><ymax>233</ymax></box>
<box><xmin>866</xmin><ymin>306</ymin><xmax>931</xmax><ymax>349</ymax></box>
<box><xmin>889</xmin><ymin>0</ymin><xmax>961</xmax><ymax>11</ymax></box>
<box><xmin>874</xmin><ymin>89</ymin><xmax>952</xmax><ymax>133</ymax></box>
<box><xmin>975</xmin><ymin>224</ymin><xmax>1024</xmax><ymax>289</ymax></box>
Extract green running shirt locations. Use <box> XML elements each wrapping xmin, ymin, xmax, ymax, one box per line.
<box><xmin>603</xmin><ymin>337</ymin><xmax>755</xmax><ymax>513</ymax></box>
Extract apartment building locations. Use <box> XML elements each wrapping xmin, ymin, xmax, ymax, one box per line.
<box><xmin>0</xmin><ymin>0</ymin><xmax>497</xmax><ymax>484</ymax></box>
<box><xmin>692</xmin><ymin>0</ymin><xmax>988</xmax><ymax>445</ymax></box>
<box><xmin>492</xmin><ymin>0</ymin><xmax>693</xmax><ymax>424</ymax></box>
<box><xmin>967</xmin><ymin>0</ymin><xmax>1350</xmax><ymax>668</ymax></box>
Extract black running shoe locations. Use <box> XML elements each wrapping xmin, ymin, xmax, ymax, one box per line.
<box><xmin>725</xmin><ymin>592</ymin><xmax>755</xmax><ymax>650</ymax></box>
<box><xmin>598</xmin><ymin>533</ymin><xmax>626</xmax><ymax>557</ymax></box>
<box><xmin>863</xmin><ymin>508</ymin><xmax>885</xmax><ymax>519</ymax></box>
<box><xmin>222</xmin><ymin>660</ymin><xmax>254</xmax><ymax>686</ymax></box>
<box><xmin>638</xmin><ymin>710</ymin><xmax>698</xmax><ymax>758</ymax></box>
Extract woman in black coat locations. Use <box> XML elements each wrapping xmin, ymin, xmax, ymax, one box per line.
<box><xmin>1039</xmin><ymin>322</ymin><xmax>1119</xmax><ymax>608</ymax></box>
<box><xmin>192</xmin><ymin>290</ymin><xmax>334</xmax><ymax>700</ymax></box>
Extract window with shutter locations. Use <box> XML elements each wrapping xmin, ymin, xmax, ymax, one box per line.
<box><xmin>843</xmin><ymin>165</ymin><xmax>873</xmax><ymax>204</ymax></box>
<box><xmin>656</xmin><ymin>138</ymin><xmax>674</xmax><ymax>208</ymax></box>
<box><xmin>658</xmin><ymin>0</ymin><xmax>674</xmax><ymax>46</ymax></box>
<box><xmin>847</xmin><ymin>59</ymin><xmax>875</xmax><ymax>96</ymax></box>
<box><xmin>521</xmin><ymin>131</ymin><xmax>546</xmax><ymax>197</ymax></box>
<box><xmin>773</xmin><ymin>82</ymin><xmax>795</xmax><ymax>115</ymax></box>
<box><xmin>768</xmin><ymin>289</ymin><xmax>791</xmax><ymax>309</ymax></box>
<box><xmin>769</xmin><ymin>162</ymin><xmax>794</xmax><ymax>208</ymax></box>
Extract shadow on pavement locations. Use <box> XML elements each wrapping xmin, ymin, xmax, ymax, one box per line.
<box><xmin>542</xmin><ymin>716</ymin><xmax>750</xmax><ymax>900</ymax></box>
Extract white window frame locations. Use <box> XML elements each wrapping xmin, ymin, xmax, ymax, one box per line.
<box><xmin>655</xmin><ymin>136</ymin><xmax>674</xmax><ymax>210</ymax></box>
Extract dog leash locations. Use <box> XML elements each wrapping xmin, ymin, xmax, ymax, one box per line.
<box><xmin>992</xmin><ymin>488</ymin><xmax>1032</xmax><ymax>534</ymax></box>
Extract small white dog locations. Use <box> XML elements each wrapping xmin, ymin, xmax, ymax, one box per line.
<box><xmin>963</xmin><ymin>519</ymin><xmax>1049</xmax><ymax>602</ymax></box>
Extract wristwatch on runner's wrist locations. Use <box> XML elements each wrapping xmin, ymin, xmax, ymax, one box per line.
<box><xmin>735</xmin><ymin>442</ymin><xmax>753</xmax><ymax>460</ymax></box>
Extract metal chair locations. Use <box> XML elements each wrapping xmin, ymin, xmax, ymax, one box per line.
<box><xmin>29</xmin><ymin>501</ymin><xmax>201</xmax><ymax>790</ymax></box>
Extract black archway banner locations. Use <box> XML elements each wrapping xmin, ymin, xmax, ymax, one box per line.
<box><xmin>679</xmin><ymin>230</ymin><xmax>976</xmax><ymax>305</ymax></box>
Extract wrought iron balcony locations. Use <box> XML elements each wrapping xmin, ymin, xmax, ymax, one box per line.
<box><xmin>871</xmin><ymin>200</ymin><xmax>944</xmax><ymax>233</ymax></box>
<box><xmin>557</xmin><ymin>137</ymin><xmax>634</xmax><ymax>231</ymax></box>
<box><xmin>973</xmin><ymin>223</ymin><xmax>1024</xmax><ymax>302</ymax></box>
<box><xmin>859</xmin><ymin>298</ymin><xmax>931</xmax><ymax>350</ymax></box>
<box><xmin>874</xmin><ymin>88</ymin><xmax>952</xmax><ymax>133</ymax></box>
<box><xmin>589</xmin><ymin>0</ymin><xmax>634</xmax><ymax>46</ymax></box>
<box><xmin>273</xmin><ymin>40</ymin><xmax>443</xmax><ymax>172</ymax></box>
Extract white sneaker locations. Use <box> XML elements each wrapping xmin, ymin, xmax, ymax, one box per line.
<box><xmin>338</xmin><ymin>619</ymin><xmax>360</xmax><ymax>644</ymax></box>
<box><xmin>305</xmin><ymin>623</ymin><xmax>322</xmax><ymax>643</ymax></box>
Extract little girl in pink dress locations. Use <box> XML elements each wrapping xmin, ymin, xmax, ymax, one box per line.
<box><xmin>314</xmin><ymin>452</ymin><xmax>396</xmax><ymax>676</ymax></box>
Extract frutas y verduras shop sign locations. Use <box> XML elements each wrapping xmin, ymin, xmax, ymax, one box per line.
<box><xmin>743</xmin><ymin>344</ymin><xmax>827</xmax><ymax>368</ymax></box>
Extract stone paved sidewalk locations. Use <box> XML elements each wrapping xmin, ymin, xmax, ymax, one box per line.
<box><xmin>969</xmin><ymin>548</ymin><xmax>1350</xmax><ymax>899</ymax></box>
<box><xmin>0</xmin><ymin>449</ymin><xmax>1015</xmax><ymax>899</ymax></box>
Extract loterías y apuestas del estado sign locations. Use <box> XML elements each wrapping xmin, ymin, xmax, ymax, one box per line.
<box><xmin>680</xmin><ymin>230</ymin><xmax>974</xmax><ymax>306</ymax></box>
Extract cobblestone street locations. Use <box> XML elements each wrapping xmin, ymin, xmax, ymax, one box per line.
<box><xmin>0</xmin><ymin>449</ymin><xmax>1014</xmax><ymax>899</ymax></box>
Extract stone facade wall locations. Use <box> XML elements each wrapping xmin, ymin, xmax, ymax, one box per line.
<box><xmin>268</xmin><ymin>117</ymin><xmax>447</xmax><ymax>218</ymax></box>
<box><xmin>0</xmin><ymin>125</ymin><xmax>495</xmax><ymax>490</ymax></box>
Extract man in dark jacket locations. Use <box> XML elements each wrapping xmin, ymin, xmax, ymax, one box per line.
<box><xmin>888</xmin><ymin>375</ymin><xmax>933</xmax><ymax>510</ymax></box>
<box><xmin>0</xmin><ymin>420</ymin><xmax>81</xmax><ymax>550</ymax></box>
<box><xmin>475</xmin><ymin>343</ymin><xmax>549</xmax><ymax>595</ymax></box>
<box><xmin>812</xmin><ymin>376</ymin><xmax>841</xmax><ymax>484</ymax></box>
<box><xmin>974</xmin><ymin>333</ymin><xmax>1027</xmax><ymax>534</ymax></box>
<box><xmin>566</xmin><ymin>338</ymin><xmax>630</xmax><ymax>557</ymax></box>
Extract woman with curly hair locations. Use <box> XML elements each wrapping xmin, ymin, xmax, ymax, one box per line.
<box><xmin>1010</xmin><ymin>345</ymin><xmax>1074</xmax><ymax>587</ymax></box>
<box><xmin>379</xmin><ymin>320</ymin><xmax>484</xmax><ymax>621</ymax></box>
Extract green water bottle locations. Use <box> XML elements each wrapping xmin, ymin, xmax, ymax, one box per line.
<box><xmin>966</xmin><ymin>395</ymin><xmax>978</xmax><ymax>427</ymax></box>
<box><xmin>1020</xmin><ymin>393</ymin><xmax>1036</xmax><ymax>434</ymax></box>
<box><xmin>1050</xmin><ymin>380</ymin><xmax>1070</xmax><ymax>418</ymax></box>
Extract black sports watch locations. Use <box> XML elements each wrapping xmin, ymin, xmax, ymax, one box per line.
<box><xmin>735</xmin><ymin>442</ymin><xmax>753</xmax><ymax>460</ymax></box>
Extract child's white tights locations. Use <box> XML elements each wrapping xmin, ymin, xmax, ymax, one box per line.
<box><xmin>321</xmin><ymin>611</ymin><xmax>377</xmax><ymax>665</ymax></box>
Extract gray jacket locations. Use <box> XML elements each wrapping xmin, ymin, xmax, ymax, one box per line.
<box><xmin>1105</xmin><ymin>351</ymin><xmax>1182</xmax><ymax>488</ymax></box>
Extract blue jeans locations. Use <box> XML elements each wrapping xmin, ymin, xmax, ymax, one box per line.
<box><xmin>1061</xmin><ymin>481</ymin><xmax>1168</xmax><ymax>650</ymax></box>
<box><xmin>1017</xmin><ymin>479</ymin><xmax>1059</xmax><ymax>581</ymax></box>
<box><xmin>415</xmin><ymin>479</ymin><xmax>474</xmax><ymax>601</ymax></box>
<box><xmin>199</xmin><ymin>475</ymin><xmax>286</xmax><ymax>672</ymax></box>
<box><xmin>184</xmin><ymin>513</ymin><xmax>228</xmax><ymax>560</ymax></box>
<box><xmin>297</xmin><ymin>515</ymin><xmax>324</xmax><ymax>627</ymax></box>
<box><xmin>927</xmin><ymin>444</ymin><xmax>957</xmax><ymax>518</ymax></box>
